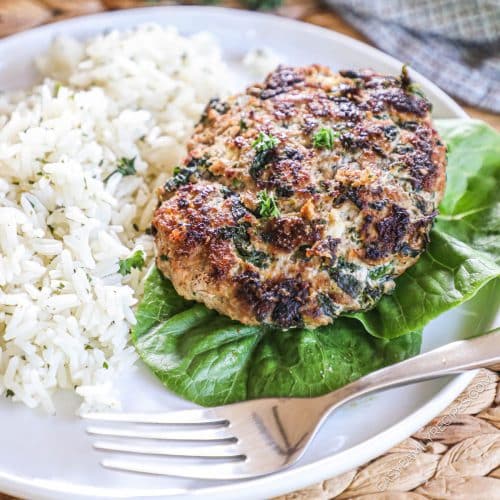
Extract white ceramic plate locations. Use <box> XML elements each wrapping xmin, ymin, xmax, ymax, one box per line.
<box><xmin>0</xmin><ymin>6</ymin><xmax>498</xmax><ymax>500</ymax></box>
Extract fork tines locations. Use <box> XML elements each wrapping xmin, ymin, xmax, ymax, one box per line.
<box><xmin>82</xmin><ymin>409</ymin><xmax>253</xmax><ymax>480</ymax></box>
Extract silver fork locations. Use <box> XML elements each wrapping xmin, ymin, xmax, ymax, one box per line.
<box><xmin>83</xmin><ymin>328</ymin><xmax>500</xmax><ymax>480</ymax></box>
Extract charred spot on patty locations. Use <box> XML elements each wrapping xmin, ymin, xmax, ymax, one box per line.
<box><xmin>207</xmin><ymin>238</ymin><xmax>235</xmax><ymax>280</ymax></box>
<box><xmin>339</xmin><ymin>131</ymin><xmax>370</xmax><ymax>151</ymax></box>
<box><xmin>332</xmin><ymin>185</ymin><xmax>365</xmax><ymax>210</ymax></box>
<box><xmin>230</xmin><ymin>199</ymin><xmax>247</xmax><ymax>221</ymax></box>
<box><xmin>235</xmin><ymin>271</ymin><xmax>308</xmax><ymax>328</ymax></box>
<box><xmin>275</xmin><ymin>183</ymin><xmax>295</xmax><ymax>198</ymax></box>
<box><xmin>258</xmin><ymin>65</ymin><xmax>305</xmax><ymax>100</ymax></box>
<box><xmin>282</xmin><ymin>146</ymin><xmax>304</xmax><ymax>161</ymax></box>
<box><xmin>330</xmin><ymin>96</ymin><xmax>362</xmax><ymax>121</ymax></box>
<box><xmin>310</xmin><ymin>236</ymin><xmax>340</xmax><ymax>260</ymax></box>
<box><xmin>339</xmin><ymin>69</ymin><xmax>361</xmax><ymax>80</ymax></box>
<box><xmin>363</xmin><ymin>204</ymin><xmax>410</xmax><ymax>261</ymax></box>
<box><xmin>261</xmin><ymin>216</ymin><xmax>321</xmax><ymax>252</ymax></box>
<box><xmin>370</xmin><ymin>88</ymin><xmax>431</xmax><ymax>117</ymax></box>
<box><xmin>270</xmin><ymin>278</ymin><xmax>308</xmax><ymax>328</ymax></box>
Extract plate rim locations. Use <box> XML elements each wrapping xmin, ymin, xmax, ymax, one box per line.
<box><xmin>0</xmin><ymin>5</ymin><xmax>476</xmax><ymax>499</ymax></box>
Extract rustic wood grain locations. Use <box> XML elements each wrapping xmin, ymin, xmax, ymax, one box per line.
<box><xmin>0</xmin><ymin>2</ymin><xmax>498</xmax><ymax>499</ymax></box>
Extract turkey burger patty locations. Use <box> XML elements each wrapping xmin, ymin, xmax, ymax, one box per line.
<box><xmin>152</xmin><ymin>65</ymin><xmax>446</xmax><ymax>329</ymax></box>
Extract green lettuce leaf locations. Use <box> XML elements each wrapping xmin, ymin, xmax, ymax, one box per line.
<box><xmin>353</xmin><ymin>119</ymin><xmax>500</xmax><ymax>338</ymax></box>
<box><xmin>435</xmin><ymin>120</ymin><xmax>500</xmax><ymax>264</ymax></box>
<box><xmin>132</xmin><ymin>268</ymin><xmax>421</xmax><ymax>406</ymax></box>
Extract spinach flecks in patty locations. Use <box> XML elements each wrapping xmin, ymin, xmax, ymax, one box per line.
<box><xmin>163</xmin><ymin>156</ymin><xmax>212</xmax><ymax>194</ymax></box>
<box><xmin>249</xmin><ymin>132</ymin><xmax>278</xmax><ymax>180</ymax></box>
<box><xmin>328</xmin><ymin>258</ymin><xmax>363</xmax><ymax>298</ymax></box>
<box><xmin>163</xmin><ymin>165</ymin><xmax>197</xmax><ymax>193</ymax></box>
<box><xmin>250</xmin><ymin>148</ymin><xmax>275</xmax><ymax>180</ymax></box>
<box><xmin>219</xmin><ymin>223</ymin><xmax>269</xmax><ymax>268</ymax></box>
<box><xmin>317</xmin><ymin>293</ymin><xmax>339</xmax><ymax>318</ymax></box>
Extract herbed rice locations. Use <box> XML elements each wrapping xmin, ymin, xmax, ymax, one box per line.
<box><xmin>0</xmin><ymin>24</ymin><xmax>274</xmax><ymax>414</ymax></box>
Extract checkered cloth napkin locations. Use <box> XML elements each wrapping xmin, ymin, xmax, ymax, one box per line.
<box><xmin>327</xmin><ymin>0</ymin><xmax>500</xmax><ymax>112</ymax></box>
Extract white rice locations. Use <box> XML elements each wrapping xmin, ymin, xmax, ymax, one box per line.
<box><xmin>0</xmin><ymin>24</ymin><xmax>274</xmax><ymax>414</ymax></box>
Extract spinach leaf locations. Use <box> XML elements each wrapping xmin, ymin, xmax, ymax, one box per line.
<box><xmin>353</xmin><ymin>119</ymin><xmax>500</xmax><ymax>338</ymax></box>
<box><xmin>435</xmin><ymin>120</ymin><xmax>500</xmax><ymax>264</ymax></box>
<box><xmin>436</xmin><ymin>120</ymin><xmax>500</xmax><ymax>217</ymax></box>
<box><xmin>133</xmin><ymin>266</ymin><xmax>190</xmax><ymax>341</ymax></box>
<box><xmin>132</xmin><ymin>268</ymin><xmax>421</xmax><ymax>406</ymax></box>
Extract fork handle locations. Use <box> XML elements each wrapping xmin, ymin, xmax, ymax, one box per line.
<box><xmin>320</xmin><ymin>328</ymin><xmax>500</xmax><ymax>409</ymax></box>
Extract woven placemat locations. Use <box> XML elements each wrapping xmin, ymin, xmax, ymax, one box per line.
<box><xmin>0</xmin><ymin>2</ymin><xmax>498</xmax><ymax>499</ymax></box>
<box><xmin>278</xmin><ymin>367</ymin><xmax>500</xmax><ymax>499</ymax></box>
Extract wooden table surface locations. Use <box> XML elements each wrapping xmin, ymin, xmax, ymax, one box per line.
<box><xmin>0</xmin><ymin>2</ymin><xmax>498</xmax><ymax>499</ymax></box>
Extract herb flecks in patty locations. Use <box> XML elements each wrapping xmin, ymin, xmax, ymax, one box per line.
<box><xmin>328</xmin><ymin>257</ymin><xmax>362</xmax><ymax>298</ymax></box>
<box><xmin>252</xmin><ymin>131</ymin><xmax>278</xmax><ymax>152</ymax></box>
<box><xmin>313</xmin><ymin>127</ymin><xmax>339</xmax><ymax>149</ymax></box>
<box><xmin>257</xmin><ymin>190</ymin><xmax>280</xmax><ymax>218</ymax></box>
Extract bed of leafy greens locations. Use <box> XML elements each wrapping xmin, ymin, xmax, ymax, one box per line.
<box><xmin>131</xmin><ymin>119</ymin><xmax>500</xmax><ymax>406</ymax></box>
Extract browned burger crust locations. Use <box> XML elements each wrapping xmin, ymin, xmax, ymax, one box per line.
<box><xmin>152</xmin><ymin>65</ymin><xmax>446</xmax><ymax>329</ymax></box>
